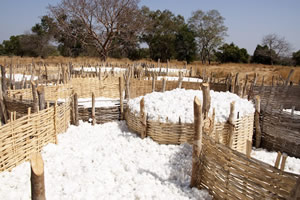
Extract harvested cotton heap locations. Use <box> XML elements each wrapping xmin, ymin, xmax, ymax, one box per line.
<box><xmin>0</xmin><ymin>121</ymin><xmax>211</xmax><ymax>200</ymax></box>
<box><xmin>148</xmin><ymin>68</ymin><xmax>189</xmax><ymax>73</ymax></box>
<box><xmin>77</xmin><ymin>97</ymin><xmax>121</xmax><ymax>108</ymax></box>
<box><xmin>73</xmin><ymin>67</ymin><xmax>126</xmax><ymax>73</ymax></box>
<box><xmin>156</xmin><ymin>76</ymin><xmax>202</xmax><ymax>83</ymax></box>
<box><xmin>4</xmin><ymin>74</ymin><xmax>38</xmax><ymax>81</ymax></box>
<box><xmin>127</xmin><ymin>88</ymin><xmax>255</xmax><ymax>123</ymax></box>
<box><xmin>283</xmin><ymin>109</ymin><xmax>300</xmax><ymax>115</ymax></box>
<box><xmin>251</xmin><ymin>148</ymin><xmax>300</xmax><ymax>175</ymax></box>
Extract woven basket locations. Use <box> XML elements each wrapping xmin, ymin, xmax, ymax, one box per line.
<box><xmin>125</xmin><ymin>107</ymin><xmax>254</xmax><ymax>154</ymax></box>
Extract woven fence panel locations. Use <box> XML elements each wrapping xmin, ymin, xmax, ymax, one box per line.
<box><xmin>196</xmin><ymin>133</ymin><xmax>299</xmax><ymax>200</ymax></box>
<box><xmin>0</xmin><ymin>102</ymin><xmax>70</xmax><ymax>172</ymax></box>
<box><xmin>261</xmin><ymin>110</ymin><xmax>300</xmax><ymax>158</ymax></box>
<box><xmin>125</xmin><ymin>108</ymin><xmax>254</xmax><ymax>154</ymax></box>
<box><xmin>78</xmin><ymin>106</ymin><xmax>121</xmax><ymax>124</ymax></box>
<box><xmin>0</xmin><ymin>107</ymin><xmax>55</xmax><ymax>172</ymax></box>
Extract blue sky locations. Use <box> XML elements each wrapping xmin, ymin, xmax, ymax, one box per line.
<box><xmin>0</xmin><ymin>0</ymin><xmax>299</xmax><ymax>55</ymax></box>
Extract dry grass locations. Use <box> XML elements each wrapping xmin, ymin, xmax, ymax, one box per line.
<box><xmin>0</xmin><ymin>56</ymin><xmax>299</xmax><ymax>85</ymax></box>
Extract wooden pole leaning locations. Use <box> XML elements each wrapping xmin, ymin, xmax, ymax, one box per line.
<box><xmin>190</xmin><ymin>96</ymin><xmax>203</xmax><ymax>188</ymax></box>
<box><xmin>140</xmin><ymin>97</ymin><xmax>147</xmax><ymax>139</ymax></box>
<box><xmin>30</xmin><ymin>152</ymin><xmax>46</xmax><ymax>200</ymax></box>
<box><xmin>162</xmin><ymin>77</ymin><xmax>166</xmax><ymax>92</ymax></box>
<box><xmin>119</xmin><ymin>77</ymin><xmax>124</xmax><ymax>120</ymax></box>
<box><xmin>254</xmin><ymin>96</ymin><xmax>262</xmax><ymax>148</ymax></box>
<box><xmin>74</xmin><ymin>93</ymin><xmax>79</xmax><ymax>126</ymax></box>
<box><xmin>228</xmin><ymin>101</ymin><xmax>236</xmax><ymax>148</ymax></box>
<box><xmin>92</xmin><ymin>92</ymin><xmax>96</xmax><ymax>126</ymax></box>
<box><xmin>37</xmin><ymin>86</ymin><xmax>45</xmax><ymax>111</ymax></box>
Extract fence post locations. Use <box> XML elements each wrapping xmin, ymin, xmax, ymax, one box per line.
<box><xmin>162</xmin><ymin>77</ymin><xmax>166</xmax><ymax>92</ymax></box>
<box><xmin>228</xmin><ymin>101</ymin><xmax>236</xmax><ymax>148</ymax></box>
<box><xmin>254</xmin><ymin>96</ymin><xmax>262</xmax><ymax>148</ymax></box>
<box><xmin>37</xmin><ymin>86</ymin><xmax>45</xmax><ymax>111</ymax></box>
<box><xmin>285</xmin><ymin>69</ymin><xmax>294</xmax><ymax>86</ymax></box>
<box><xmin>30</xmin><ymin>153</ymin><xmax>46</xmax><ymax>200</ymax></box>
<box><xmin>178</xmin><ymin>72</ymin><xmax>183</xmax><ymax>89</ymax></box>
<box><xmin>200</xmin><ymin>83</ymin><xmax>210</xmax><ymax>119</ymax></box>
<box><xmin>289</xmin><ymin>177</ymin><xmax>300</xmax><ymax>200</ymax></box>
<box><xmin>190</xmin><ymin>96</ymin><xmax>203</xmax><ymax>188</ymax></box>
<box><xmin>74</xmin><ymin>93</ymin><xmax>79</xmax><ymax>126</ymax></box>
<box><xmin>31</xmin><ymin>81</ymin><xmax>38</xmax><ymax>113</ymax></box>
<box><xmin>140</xmin><ymin>97</ymin><xmax>147</xmax><ymax>139</ymax></box>
<box><xmin>92</xmin><ymin>92</ymin><xmax>96</xmax><ymax>125</ymax></box>
<box><xmin>119</xmin><ymin>77</ymin><xmax>124</xmax><ymax>120</ymax></box>
<box><xmin>152</xmin><ymin>74</ymin><xmax>156</xmax><ymax>92</ymax></box>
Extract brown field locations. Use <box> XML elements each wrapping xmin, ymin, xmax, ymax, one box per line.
<box><xmin>0</xmin><ymin>56</ymin><xmax>299</xmax><ymax>85</ymax></box>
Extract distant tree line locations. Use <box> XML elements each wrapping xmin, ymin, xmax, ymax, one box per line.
<box><xmin>0</xmin><ymin>0</ymin><xmax>299</xmax><ymax>66</ymax></box>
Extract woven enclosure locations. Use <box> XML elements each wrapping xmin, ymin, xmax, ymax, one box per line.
<box><xmin>129</xmin><ymin>79</ymin><xmax>228</xmax><ymax>99</ymax></box>
<box><xmin>194</xmin><ymin>133</ymin><xmax>299</xmax><ymax>200</ymax></box>
<box><xmin>0</xmin><ymin>101</ymin><xmax>70</xmax><ymax>172</ymax></box>
<box><xmin>260</xmin><ymin>109</ymin><xmax>300</xmax><ymax>158</ymax></box>
<box><xmin>7</xmin><ymin>77</ymin><xmax>120</xmax><ymax>101</ymax></box>
<box><xmin>78</xmin><ymin>105</ymin><xmax>122</xmax><ymax>124</ymax></box>
<box><xmin>125</xmin><ymin>107</ymin><xmax>254</xmax><ymax>154</ymax></box>
<box><xmin>253</xmin><ymin>85</ymin><xmax>300</xmax><ymax>111</ymax></box>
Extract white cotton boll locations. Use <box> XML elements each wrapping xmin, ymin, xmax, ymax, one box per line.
<box><xmin>128</xmin><ymin>89</ymin><xmax>254</xmax><ymax>124</ymax></box>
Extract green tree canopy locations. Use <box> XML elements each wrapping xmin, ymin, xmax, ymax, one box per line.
<box><xmin>188</xmin><ymin>9</ymin><xmax>227</xmax><ymax>64</ymax></box>
<box><xmin>215</xmin><ymin>43</ymin><xmax>249</xmax><ymax>63</ymax></box>
<box><xmin>175</xmin><ymin>24</ymin><xmax>197</xmax><ymax>64</ymax></box>
<box><xmin>141</xmin><ymin>7</ymin><xmax>185</xmax><ymax>62</ymax></box>
<box><xmin>293</xmin><ymin>50</ymin><xmax>300</xmax><ymax>66</ymax></box>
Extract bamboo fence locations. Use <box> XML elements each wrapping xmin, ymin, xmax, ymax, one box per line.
<box><xmin>0</xmin><ymin>101</ymin><xmax>70</xmax><ymax>172</ymax></box>
<box><xmin>194</xmin><ymin>133</ymin><xmax>299</xmax><ymax>200</ymax></box>
<box><xmin>125</xmin><ymin>107</ymin><xmax>254</xmax><ymax>154</ymax></box>
<box><xmin>260</xmin><ymin>109</ymin><xmax>300</xmax><ymax>158</ymax></box>
<box><xmin>78</xmin><ymin>105</ymin><xmax>122</xmax><ymax>124</ymax></box>
<box><xmin>252</xmin><ymin>85</ymin><xmax>300</xmax><ymax>158</ymax></box>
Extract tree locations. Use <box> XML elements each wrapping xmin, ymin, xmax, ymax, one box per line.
<box><xmin>215</xmin><ymin>43</ymin><xmax>249</xmax><ymax>63</ymax></box>
<box><xmin>19</xmin><ymin>16</ymin><xmax>59</xmax><ymax>58</ymax></box>
<box><xmin>251</xmin><ymin>44</ymin><xmax>273</xmax><ymax>64</ymax></box>
<box><xmin>262</xmin><ymin>33</ymin><xmax>291</xmax><ymax>65</ymax></box>
<box><xmin>292</xmin><ymin>50</ymin><xmax>300</xmax><ymax>66</ymax></box>
<box><xmin>1</xmin><ymin>35</ymin><xmax>23</xmax><ymax>56</ymax></box>
<box><xmin>48</xmin><ymin>0</ymin><xmax>143</xmax><ymax>61</ymax></box>
<box><xmin>175</xmin><ymin>24</ymin><xmax>197</xmax><ymax>63</ymax></box>
<box><xmin>141</xmin><ymin>7</ymin><xmax>185</xmax><ymax>62</ymax></box>
<box><xmin>188</xmin><ymin>9</ymin><xmax>227</xmax><ymax>64</ymax></box>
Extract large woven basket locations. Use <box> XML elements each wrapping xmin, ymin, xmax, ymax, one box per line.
<box><xmin>125</xmin><ymin>107</ymin><xmax>254</xmax><ymax>154</ymax></box>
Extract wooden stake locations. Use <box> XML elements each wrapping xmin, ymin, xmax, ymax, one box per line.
<box><xmin>31</xmin><ymin>81</ymin><xmax>38</xmax><ymax>113</ymax></box>
<box><xmin>37</xmin><ymin>86</ymin><xmax>45</xmax><ymax>111</ymax></box>
<box><xmin>30</xmin><ymin>153</ymin><xmax>46</xmax><ymax>200</ymax></box>
<box><xmin>274</xmin><ymin>152</ymin><xmax>282</xmax><ymax>169</ymax></box>
<box><xmin>246</xmin><ymin>140</ymin><xmax>252</xmax><ymax>158</ymax></box>
<box><xmin>178</xmin><ymin>72</ymin><xmax>183</xmax><ymax>89</ymax></box>
<box><xmin>285</xmin><ymin>69</ymin><xmax>294</xmax><ymax>86</ymax></box>
<box><xmin>162</xmin><ymin>77</ymin><xmax>166</xmax><ymax>92</ymax></box>
<box><xmin>228</xmin><ymin>101</ymin><xmax>236</xmax><ymax>148</ymax></box>
<box><xmin>74</xmin><ymin>93</ymin><xmax>79</xmax><ymax>126</ymax></box>
<box><xmin>280</xmin><ymin>153</ymin><xmax>287</xmax><ymax>171</ymax></box>
<box><xmin>152</xmin><ymin>74</ymin><xmax>156</xmax><ymax>92</ymax></box>
<box><xmin>140</xmin><ymin>97</ymin><xmax>147</xmax><ymax>139</ymax></box>
<box><xmin>119</xmin><ymin>77</ymin><xmax>124</xmax><ymax>120</ymax></box>
<box><xmin>92</xmin><ymin>92</ymin><xmax>96</xmax><ymax>125</ymax></box>
<box><xmin>201</xmin><ymin>83</ymin><xmax>211</xmax><ymax>119</ymax></box>
<box><xmin>289</xmin><ymin>177</ymin><xmax>300</xmax><ymax>200</ymax></box>
<box><xmin>1</xmin><ymin>65</ymin><xmax>7</xmax><ymax>94</ymax></box>
<box><xmin>254</xmin><ymin>96</ymin><xmax>262</xmax><ymax>148</ymax></box>
<box><xmin>190</xmin><ymin>96</ymin><xmax>203</xmax><ymax>188</ymax></box>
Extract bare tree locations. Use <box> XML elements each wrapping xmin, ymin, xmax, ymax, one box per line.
<box><xmin>48</xmin><ymin>0</ymin><xmax>142</xmax><ymax>61</ymax></box>
<box><xmin>262</xmin><ymin>33</ymin><xmax>291</xmax><ymax>65</ymax></box>
<box><xmin>188</xmin><ymin>10</ymin><xmax>227</xmax><ymax>64</ymax></box>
